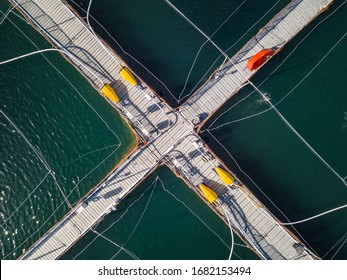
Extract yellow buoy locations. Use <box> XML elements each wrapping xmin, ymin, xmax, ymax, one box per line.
<box><xmin>100</xmin><ymin>84</ymin><xmax>119</xmax><ymax>103</ymax></box>
<box><xmin>198</xmin><ymin>183</ymin><xmax>218</xmax><ymax>203</ymax></box>
<box><xmin>119</xmin><ymin>67</ymin><xmax>137</xmax><ymax>86</ymax></box>
<box><xmin>215</xmin><ymin>166</ymin><xmax>234</xmax><ymax>186</ymax></box>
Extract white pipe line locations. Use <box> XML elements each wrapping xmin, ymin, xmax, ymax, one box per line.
<box><xmin>178</xmin><ymin>0</ymin><xmax>282</xmax><ymax>102</ymax></box>
<box><xmin>177</xmin><ymin>0</ymin><xmax>248</xmax><ymax>100</ymax></box>
<box><xmin>6</xmin><ymin>14</ymin><xmax>122</xmax><ymax>142</ymax></box>
<box><xmin>280</xmin><ymin>204</ymin><xmax>347</xmax><ymax>226</ymax></box>
<box><xmin>110</xmin><ymin>177</ymin><xmax>157</xmax><ymax>260</ymax></box>
<box><xmin>0</xmin><ymin>48</ymin><xmax>103</xmax><ymax>83</ymax></box>
<box><xmin>0</xmin><ymin>172</ymin><xmax>50</xmax><ymax>228</ymax></box>
<box><xmin>209</xmin><ymin>31</ymin><xmax>347</xmax><ymax>132</ymax></box>
<box><xmin>221</xmin><ymin>206</ymin><xmax>235</xmax><ymax>260</ymax></box>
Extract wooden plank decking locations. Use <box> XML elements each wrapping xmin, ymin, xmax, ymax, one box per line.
<box><xmin>8</xmin><ymin>0</ymin><xmax>333</xmax><ymax>260</ymax></box>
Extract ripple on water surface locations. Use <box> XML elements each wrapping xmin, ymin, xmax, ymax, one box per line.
<box><xmin>0</xmin><ymin>2</ymin><xmax>136</xmax><ymax>259</ymax></box>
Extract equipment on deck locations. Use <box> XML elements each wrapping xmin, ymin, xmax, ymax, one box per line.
<box><xmin>215</xmin><ymin>166</ymin><xmax>234</xmax><ymax>186</ymax></box>
<box><xmin>119</xmin><ymin>67</ymin><xmax>138</xmax><ymax>86</ymax></box>
<box><xmin>100</xmin><ymin>84</ymin><xmax>119</xmax><ymax>103</ymax></box>
<box><xmin>198</xmin><ymin>183</ymin><xmax>218</xmax><ymax>203</ymax></box>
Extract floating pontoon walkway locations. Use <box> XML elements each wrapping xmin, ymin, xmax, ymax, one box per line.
<box><xmin>179</xmin><ymin>0</ymin><xmax>333</xmax><ymax>123</ymax></box>
<box><xmin>9</xmin><ymin>0</ymin><xmax>333</xmax><ymax>260</ymax></box>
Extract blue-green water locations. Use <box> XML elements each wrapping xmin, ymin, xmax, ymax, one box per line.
<box><xmin>0</xmin><ymin>0</ymin><xmax>136</xmax><ymax>259</ymax></box>
<box><xmin>1</xmin><ymin>0</ymin><xmax>346</xmax><ymax>260</ymax></box>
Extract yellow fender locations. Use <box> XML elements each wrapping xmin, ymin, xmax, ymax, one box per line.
<box><xmin>119</xmin><ymin>67</ymin><xmax>137</xmax><ymax>86</ymax></box>
<box><xmin>100</xmin><ymin>84</ymin><xmax>119</xmax><ymax>103</ymax></box>
<box><xmin>198</xmin><ymin>183</ymin><xmax>218</xmax><ymax>203</ymax></box>
<box><xmin>215</xmin><ymin>166</ymin><xmax>234</xmax><ymax>186</ymax></box>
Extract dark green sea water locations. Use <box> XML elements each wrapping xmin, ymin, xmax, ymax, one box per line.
<box><xmin>0</xmin><ymin>0</ymin><xmax>136</xmax><ymax>259</ymax></box>
<box><xmin>1</xmin><ymin>0</ymin><xmax>346</xmax><ymax>260</ymax></box>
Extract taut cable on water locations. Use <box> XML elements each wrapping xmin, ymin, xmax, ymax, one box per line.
<box><xmin>73</xmin><ymin>177</ymin><xmax>159</xmax><ymax>259</ymax></box>
<box><xmin>177</xmin><ymin>0</ymin><xmax>248</xmax><ymax>101</ymax></box>
<box><xmin>208</xmin><ymin>31</ymin><xmax>347</xmax><ymax>131</ymax></box>
<box><xmin>110</xmin><ymin>177</ymin><xmax>157</xmax><ymax>260</ymax></box>
<box><xmin>178</xmin><ymin>0</ymin><xmax>282</xmax><ymax>102</ymax></box>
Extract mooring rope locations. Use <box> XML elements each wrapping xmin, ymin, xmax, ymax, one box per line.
<box><xmin>0</xmin><ymin>3</ymin><xmax>17</xmax><ymax>25</ymax></box>
<box><xmin>3</xmin><ymin>196</ymin><xmax>68</xmax><ymax>259</ymax></box>
<box><xmin>165</xmin><ymin>0</ymin><xmax>347</xmax><ymax>188</ymax></box>
<box><xmin>0</xmin><ymin>110</ymin><xmax>72</xmax><ymax>209</ymax></box>
<box><xmin>178</xmin><ymin>0</ymin><xmax>282</xmax><ymax>102</ymax></box>
<box><xmin>73</xmin><ymin>177</ymin><xmax>159</xmax><ymax>259</ymax></box>
<box><xmin>221</xmin><ymin>206</ymin><xmax>235</xmax><ymax>260</ymax></box>
<box><xmin>208</xmin><ymin>31</ymin><xmax>347</xmax><ymax>131</ymax></box>
<box><xmin>8</xmin><ymin>14</ymin><xmax>122</xmax><ymax>142</ymax></box>
<box><xmin>110</xmin><ymin>176</ymin><xmax>157</xmax><ymax>260</ymax></box>
<box><xmin>0</xmin><ymin>172</ymin><xmax>50</xmax><ymax>228</ymax></box>
<box><xmin>322</xmin><ymin>232</ymin><xmax>347</xmax><ymax>259</ymax></box>
<box><xmin>330</xmin><ymin>237</ymin><xmax>347</xmax><ymax>260</ymax></box>
<box><xmin>91</xmin><ymin>229</ymin><xmax>140</xmax><ymax>260</ymax></box>
<box><xmin>177</xmin><ymin>0</ymin><xmax>248</xmax><ymax>101</ymax></box>
<box><xmin>159</xmin><ymin>177</ymin><xmax>230</xmax><ymax>249</ymax></box>
<box><xmin>55</xmin><ymin>144</ymin><xmax>118</xmax><ymax>169</ymax></box>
